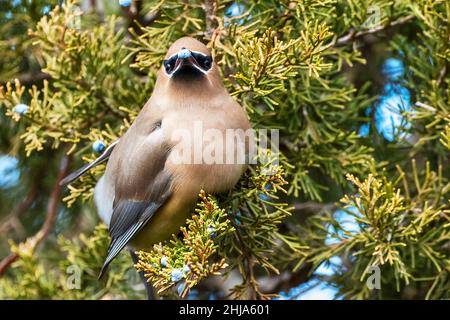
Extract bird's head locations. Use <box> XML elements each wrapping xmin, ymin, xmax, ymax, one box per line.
<box><xmin>153</xmin><ymin>37</ymin><xmax>227</xmax><ymax>102</ymax></box>
<box><xmin>161</xmin><ymin>37</ymin><xmax>216</xmax><ymax>80</ymax></box>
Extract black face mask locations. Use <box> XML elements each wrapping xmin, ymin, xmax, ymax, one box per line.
<box><xmin>163</xmin><ymin>51</ymin><xmax>213</xmax><ymax>75</ymax></box>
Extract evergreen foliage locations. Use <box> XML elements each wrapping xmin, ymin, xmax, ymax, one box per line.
<box><xmin>0</xmin><ymin>0</ymin><xmax>449</xmax><ymax>299</ymax></box>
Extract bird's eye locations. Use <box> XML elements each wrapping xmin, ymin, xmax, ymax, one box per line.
<box><xmin>192</xmin><ymin>52</ymin><xmax>213</xmax><ymax>71</ymax></box>
<box><xmin>164</xmin><ymin>61</ymin><xmax>172</xmax><ymax>73</ymax></box>
<box><xmin>202</xmin><ymin>57</ymin><xmax>212</xmax><ymax>70</ymax></box>
<box><xmin>163</xmin><ymin>56</ymin><xmax>178</xmax><ymax>74</ymax></box>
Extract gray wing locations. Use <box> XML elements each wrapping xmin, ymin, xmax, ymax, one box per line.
<box><xmin>98</xmin><ymin>125</ymin><xmax>172</xmax><ymax>278</ymax></box>
<box><xmin>98</xmin><ymin>173</ymin><xmax>172</xmax><ymax>279</ymax></box>
<box><xmin>59</xmin><ymin>140</ymin><xmax>119</xmax><ymax>186</ymax></box>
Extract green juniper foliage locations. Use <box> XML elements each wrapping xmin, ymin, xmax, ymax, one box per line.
<box><xmin>0</xmin><ymin>0</ymin><xmax>449</xmax><ymax>299</ymax></box>
<box><xmin>135</xmin><ymin>191</ymin><xmax>234</xmax><ymax>298</ymax></box>
<box><xmin>0</xmin><ymin>224</ymin><xmax>141</xmax><ymax>299</ymax></box>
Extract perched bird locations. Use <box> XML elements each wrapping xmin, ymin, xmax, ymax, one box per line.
<box><xmin>61</xmin><ymin>37</ymin><xmax>251</xmax><ymax>279</ymax></box>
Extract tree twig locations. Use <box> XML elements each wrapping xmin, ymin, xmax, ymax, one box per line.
<box><xmin>228</xmin><ymin>215</ymin><xmax>271</xmax><ymax>300</ymax></box>
<box><xmin>334</xmin><ymin>15</ymin><xmax>415</xmax><ymax>47</ymax></box>
<box><xmin>38</xmin><ymin>155</ymin><xmax>72</xmax><ymax>241</ymax></box>
<box><xmin>0</xmin><ymin>181</ymin><xmax>39</xmax><ymax>236</ymax></box>
<box><xmin>0</xmin><ymin>71</ymin><xmax>51</xmax><ymax>86</ymax></box>
<box><xmin>259</xmin><ymin>262</ymin><xmax>314</xmax><ymax>294</ymax></box>
<box><xmin>122</xmin><ymin>0</ymin><xmax>159</xmax><ymax>35</ymax></box>
<box><xmin>203</xmin><ymin>0</ymin><xmax>218</xmax><ymax>38</ymax></box>
<box><xmin>0</xmin><ymin>254</ymin><xmax>19</xmax><ymax>277</ymax></box>
<box><xmin>437</xmin><ymin>64</ymin><xmax>447</xmax><ymax>86</ymax></box>
<box><xmin>293</xmin><ymin>201</ymin><xmax>337</xmax><ymax>214</ymax></box>
<box><xmin>0</xmin><ymin>154</ymin><xmax>72</xmax><ymax>277</ymax></box>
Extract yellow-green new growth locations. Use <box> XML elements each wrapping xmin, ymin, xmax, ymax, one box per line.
<box><xmin>135</xmin><ymin>191</ymin><xmax>233</xmax><ymax>298</ymax></box>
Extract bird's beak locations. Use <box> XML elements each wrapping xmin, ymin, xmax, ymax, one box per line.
<box><xmin>172</xmin><ymin>49</ymin><xmax>204</xmax><ymax>75</ymax></box>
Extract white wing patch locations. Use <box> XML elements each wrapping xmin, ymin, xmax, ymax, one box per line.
<box><xmin>94</xmin><ymin>175</ymin><xmax>114</xmax><ymax>225</ymax></box>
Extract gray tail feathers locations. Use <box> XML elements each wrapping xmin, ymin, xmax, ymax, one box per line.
<box><xmin>98</xmin><ymin>260</ymin><xmax>112</xmax><ymax>280</ymax></box>
<box><xmin>98</xmin><ymin>236</ymin><xmax>132</xmax><ymax>279</ymax></box>
<box><xmin>98</xmin><ymin>244</ymin><xmax>118</xmax><ymax>279</ymax></box>
<box><xmin>98</xmin><ymin>200</ymin><xmax>165</xmax><ymax>279</ymax></box>
<box><xmin>98</xmin><ymin>223</ymin><xmax>143</xmax><ymax>279</ymax></box>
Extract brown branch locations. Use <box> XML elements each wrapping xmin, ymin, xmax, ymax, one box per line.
<box><xmin>228</xmin><ymin>215</ymin><xmax>271</xmax><ymax>300</ymax></box>
<box><xmin>0</xmin><ymin>254</ymin><xmax>19</xmax><ymax>277</ymax></box>
<box><xmin>39</xmin><ymin>155</ymin><xmax>72</xmax><ymax>240</ymax></box>
<box><xmin>89</xmin><ymin>0</ymin><xmax>97</xmax><ymax>12</ymax></box>
<box><xmin>293</xmin><ymin>201</ymin><xmax>337</xmax><ymax>215</ymax></box>
<box><xmin>203</xmin><ymin>0</ymin><xmax>218</xmax><ymax>38</ymax></box>
<box><xmin>437</xmin><ymin>35</ymin><xmax>450</xmax><ymax>86</ymax></box>
<box><xmin>0</xmin><ymin>182</ymin><xmax>39</xmax><ymax>235</ymax></box>
<box><xmin>122</xmin><ymin>0</ymin><xmax>159</xmax><ymax>35</ymax></box>
<box><xmin>17</xmin><ymin>71</ymin><xmax>51</xmax><ymax>84</ymax></box>
<box><xmin>0</xmin><ymin>154</ymin><xmax>72</xmax><ymax>277</ymax></box>
<box><xmin>334</xmin><ymin>15</ymin><xmax>415</xmax><ymax>47</ymax></box>
<box><xmin>437</xmin><ymin>64</ymin><xmax>447</xmax><ymax>86</ymax></box>
<box><xmin>260</xmin><ymin>262</ymin><xmax>314</xmax><ymax>294</ymax></box>
<box><xmin>0</xmin><ymin>71</ymin><xmax>51</xmax><ymax>86</ymax></box>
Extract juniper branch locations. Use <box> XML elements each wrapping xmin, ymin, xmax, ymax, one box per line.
<box><xmin>334</xmin><ymin>15</ymin><xmax>415</xmax><ymax>47</ymax></box>
<box><xmin>0</xmin><ymin>154</ymin><xmax>72</xmax><ymax>277</ymax></box>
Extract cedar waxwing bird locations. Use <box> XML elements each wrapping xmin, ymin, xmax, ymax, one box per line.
<box><xmin>62</xmin><ymin>37</ymin><xmax>252</xmax><ymax>279</ymax></box>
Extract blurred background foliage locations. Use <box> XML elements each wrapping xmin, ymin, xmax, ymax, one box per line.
<box><xmin>0</xmin><ymin>0</ymin><xmax>449</xmax><ymax>299</ymax></box>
